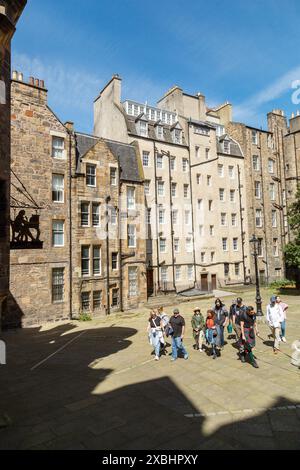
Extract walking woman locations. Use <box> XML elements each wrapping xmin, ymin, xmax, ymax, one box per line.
<box><xmin>240</xmin><ymin>306</ymin><xmax>259</xmax><ymax>368</ymax></box>
<box><xmin>205</xmin><ymin>310</ymin><xmax>218</xmax><ymax>359</ymax></box>
<box><xmin>276</xmin><ymin>296</ymin><xmax>288</xmax><ymax>343</ymax></box>
<box><xmin>266</xmin><ymin>295</ymin><xmax>284</xmax><ymax>354</ymax></box>
<box><xmin>147</xmin><ymin>310</ymin><xmax>164</xmax><ymax>361</ymax></box>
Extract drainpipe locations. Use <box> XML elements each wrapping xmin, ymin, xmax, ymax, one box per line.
<box><xmin>118</xmin><ymin>159</ymin><xmax>124</xmax><ymax>312</ymax></box>
<box><xmin>188</xmin><ymin>123</ymin><xmax>197</xmax><ymax>287</ymax></box>
<box><xmin>68</xmin><ymin>130</ymin><xmax>73</xmax><ymax>320</ymax></box>
<box><xmin>237</xmin><ymin>164</ymin><xmax>246</xmax><ymax>283</ymax></box>
<box><xmin>153</xmin><ymin>143</ymin><xmax>160</xmax><ymax>292</ymax></box>
<box><xmin>167</xmin><ymin>151</ymin><xmax>176</xmax><ymax>291</ymax></box>
<box><xmin>259</xmin><ymin>132</ymin><xmax>270</xmax><ymax>284</ymax></box>
<box><xmin>106</xmin><ymin>195</ymin><xmax>111</xmax><ymax>315</ymax></box>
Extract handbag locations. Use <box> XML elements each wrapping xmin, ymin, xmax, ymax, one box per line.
<box><xmin>165</xmin><ymin>324</ymin><xmax>174</xmax><ymax>337</ymax></box>
<box><xmin>227</xmin><ymin>324</ymin><xmax>233</xmax><ymax>334</ymax></box>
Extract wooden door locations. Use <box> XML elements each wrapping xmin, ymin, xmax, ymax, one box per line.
<box><xmin>201</xmin><ymin>274</ymin><xmax>208</xmax><ymax>292</ymax></box>
<box><xmin>147</xmin><ymin>269</ymin><xmax>154</xmax><ymax>296</ymax></box>
<box><xmin>211</xmin><ymin>274</ymin><xmax>217</xmax><ymax>290</ymax></box>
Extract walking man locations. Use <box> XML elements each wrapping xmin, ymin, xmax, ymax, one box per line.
<box><xmin>240</xmin><ymin>306</ymin><xmax>260</xmax><ymax>368</ymax></box>
<box><xmin>232</xmin><ymin>297</ymin><xmax>247</xmax><ymax>342</ymax></box>
<box><xmin>213</xmin><ymin>298</ymin><xmax>228</xmax><ymax>349</ymax></box>
<box><xmin>170</xmin><ymin>308</ymin><xmax>189</xmax><ymax>362</ymax></box>
<box><xmin>266</xmin><ymin>295</ymin><xmax>284</xmax><ymax>354</ymax></box>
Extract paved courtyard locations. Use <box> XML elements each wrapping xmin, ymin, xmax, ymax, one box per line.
<box><xmin>0</xmin><ymin>287</ymin><xmax>300</xmax><ymax>450</ymax></box>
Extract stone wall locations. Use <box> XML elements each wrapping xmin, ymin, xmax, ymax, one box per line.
<box><xmin>8</xmin><ymin>77</ymin><xmax>73</xmax><ymax>327</ymax></box>
<box><xmin>0</xmin><ymin>0</ymin><xmax>27</xmax><ymax>327</ymax></box>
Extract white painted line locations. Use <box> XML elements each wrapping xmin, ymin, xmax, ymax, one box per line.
<box><xmin>112</xmin><ymin>359</ymin><xmax>153</xmax><ymax>376</ymax></box>
<box><xmin>30</xmin><ymin>331</ymin><xmax>87</xmax><ymax>371</ymax></box>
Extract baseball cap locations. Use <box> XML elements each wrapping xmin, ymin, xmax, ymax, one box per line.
<box><xmin>173</xmin><ymin>308</ymin><xmax>180</xmax><ymax>315</ymax></box>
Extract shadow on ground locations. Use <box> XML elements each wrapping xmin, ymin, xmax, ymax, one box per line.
<box><xmin>0</xmin><ymin>324</ymin><xmax>299</xmax><ymax>450</ymax></box>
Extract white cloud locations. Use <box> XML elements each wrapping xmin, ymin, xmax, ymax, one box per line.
<box><xmin>234</xmin><ymin>65</ymin><xmax>300</xmax><ymax>123</ymax></box>
<box><xmin>12</xmin><ymin>52</ymin><xmax>104</xmax><ymax>113</ymax></box>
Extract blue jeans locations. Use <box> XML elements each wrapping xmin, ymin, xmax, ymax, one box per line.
<box><xmin>281</xmin><ymin>320</ymin><xmax>286</xmax><ymax>338</ymax></box>
<box><xmin>150</xmin><ymin>332</ymin><xmax>161</xmax><ymax>357</ymax></box>
<box><xmin>216</xmin><ymin>325</ymin><xmax>225</xmax><ymax>347</ymax></box>
<box><xmin>172</xmin><ymin>336</ymin><xmax>188</xmax><ymax>359</ymax></box>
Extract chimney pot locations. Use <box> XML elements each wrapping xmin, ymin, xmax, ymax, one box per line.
<box><xmin>39</xmin><ymin>80</ymin><xmax>45</xmax><ymax>89</ymax></box>
<box><xmin>18</xmin><ymin>72</ymin><xmax>23</xmax><ymax>82</ymax></box>
<box><xmin>12</xmin><ymin>71</ymin><xmax>18</xmax><ymax>80</ymax></box>
<box><xmin>297</xmin><ymin>110</ymin><xmax>300</xmax><ymax>117</ymax></box>
<box><xmin>29</xmin><ymin>77</ymin><xmax>34</xmax><ymax>85</ymax></box>
<box><xmin>35</xmin><ymin>79</ymin><xmax>40</xmax><ymax>87</ymax></box>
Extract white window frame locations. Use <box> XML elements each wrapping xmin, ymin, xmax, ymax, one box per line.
<box><xmin>52</xmin><ymin>220</ymin><xmax>64</xmax><ymax>247</ymax></box>
<box><xmin>86</xmin><ymin>164</ymin><xmax>96</xmax><ymax>187</ymax></box>
<box><xmin>128</xmin><ymin>224</ymin><xmax>136</xmax><ymax>248</ymax></box>
<box><xmin>110</xmin><ymin>167</ymin><xmax>117</xmax><ymax>186</ymax></box>
<box><xmin>92</xmin><ymin>203</ymin><xmax>100</xmax><ymax>227</ymax></box>
<box><xmin>127</xmin><ymin>186</ymin><xmax>136</xmax><ymax>210</ymax></box>
<box><xmin>93</xmin><ymin>246</ymin><xmax>101</xmax><ymax>276</ymax></box>
<box><xmin>52</xmin><ymin>136</ymin><xmax>65</xmax><ymax>159</ymax></box>
<box><xmin>52</xmin><ymin>174</ymin><xmax>64</xmax><ymax>203</ymax></box>
<box><xmin>143</xmin><ymin>151</ymin><xmax>150</xmax><ymax>167</ymax></box>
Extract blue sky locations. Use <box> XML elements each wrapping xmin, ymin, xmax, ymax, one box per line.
<box><xmin>12</xmin><ymin>0</ymin><xmax>300</xmax><ymax>133</ymax></box>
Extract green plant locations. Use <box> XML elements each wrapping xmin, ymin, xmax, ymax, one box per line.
<box><xmin>78</xmin><ymin>313</ymin><xmax>92</xmax><ymax>322</ymax></box>
<box><xmin>269</xmin><ymin>279</ymin><xmax>295</xmax><ymax>290</ymax></box>
<box><xmin>284</xmin><ymin>186</ymin><xmax>300</xmax><ymax>289</ymax></box>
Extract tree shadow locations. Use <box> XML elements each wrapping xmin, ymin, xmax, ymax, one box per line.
<box><xmin>0</xmin><ymin>324</ymin><xmax>299</xmax><ymax>450</ymax></box>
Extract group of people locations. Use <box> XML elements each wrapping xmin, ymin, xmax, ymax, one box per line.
<box><xmin>147</xmin><ymin>295</ymin><xmax>288</xmax><ymax>369</ymax></box>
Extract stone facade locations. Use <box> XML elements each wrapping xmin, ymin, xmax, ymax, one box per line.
<box><xmin>94</xmin><ymin>77</ymin><xmax>251</xmax><ymax>293</ymax></box>
<box><xmin>8</xmin><ymin>76</ymin><xmax>147</xmax><ymax>327</ymax></box>
<box><xmin>0</xmin><ymin>0</ymin><xmax>26</xmax><ymax>327</ymax></box>
<box><xmin>9</xmin><ymin>77</ymin><xmax>73</xmax><ymax>327</ymax></box>
<box><xmin>72</xmin><ymin>135</ymin><xmax>147</xmax><ymax>317</ymax></box>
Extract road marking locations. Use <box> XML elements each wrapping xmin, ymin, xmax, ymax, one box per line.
<box><xmin>30</xmin><ymin>331</ymin><xmax>87</xmax><ymax>371</ymax></box>
<box><xmin>112</xmin><ymin>359</ymin><xmax>154</xmax><ymax>375</ymax></box>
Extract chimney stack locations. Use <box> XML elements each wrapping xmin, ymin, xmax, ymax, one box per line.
<box><xmin>65</xmin><ymin>121</ymin><xmax>74</xmax><ymax>132</ymax></box>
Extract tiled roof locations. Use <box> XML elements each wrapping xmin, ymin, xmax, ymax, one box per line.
<box><xmin>75</xmin><ymin>133</ymin><xmax>143</xmax><ymax>183</ymax></box>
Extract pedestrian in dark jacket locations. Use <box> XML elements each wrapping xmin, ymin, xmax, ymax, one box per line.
<box><xmin>213</xmin><ymin>298</ymin><xmax>228</xmax><ymax>349</ymax></box>
<box><xmin>240</xmin><ymin>306</ymin><xmax>260</xmax><ymax>368</ymax></box>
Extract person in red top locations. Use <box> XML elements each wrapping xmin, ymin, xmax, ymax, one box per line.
<box><xmin>205</xmin><ymin>310</ymin><xmax>218</xmax><ymax>359</ymax></box>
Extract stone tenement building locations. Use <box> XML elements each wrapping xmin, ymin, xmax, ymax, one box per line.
<box><xmin>94</xmin><ymin>76</ymin><xmax>299</xmax><ymax>294</ymax></box>
<box><xmin>94</xmin><ymin>77</ymin><xmax>251</xmax><ymax>294</ymax></box>
<box><xmin>0</xmin><ymin>0</ymin><xmax>26</xmax><ymax>327</ymax></box>
<box><xmin>7</xmin><ymin>72</ymin><xmax>299</xmax><ymax>326</ymax></box>
<box><xmin>8</xmin><ymin>74</ymin><xmax>146</xmax><ymax>327</ymax></box>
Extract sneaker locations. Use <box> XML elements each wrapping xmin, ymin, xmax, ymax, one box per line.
<box><xmin>240</xmin><ymin>355</ymin><xmax>246</xmax><ymax>363</ymax></box>
<box><xmin>278</xmin><ymin>338</ymin><xmax>282</xmax><ymax>342</ymax></box>
<box><xmin>155</xmin><ymin>356</ymin><xmax>160</xmax><ymax>361</ymax></box>
<box><xmin>184</xmin><ymin>354</ymin><xmax>189</xmax><ymax>360</ymax></box>
<box><xmin>282</xmin><ymin>337</ymin><xmax>287</xmax><ymax>343</ymax></box>
<box><xmin>199</xmin><ymin>348</ymin><xmax>204</xmax><ymax>353</ymax></box>
<box><xmin>213</xmin><ymin>355</ymin><xmax>217</xmax><ymax>359</ymax></box>
<box><xmin>252</xmin><ymin>360</ymin><xmax>259</xmax><ymax>369</ymax></box>
<box><xmin>171</xmin><ymin>358</ymin><xmax>177</xmax><ymax>362</ymax></box>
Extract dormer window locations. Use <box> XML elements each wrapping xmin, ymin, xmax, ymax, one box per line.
<box><xmin>136</xmin><ymin>114</ymin><xmax>149</xmax><ymax>137</ymax></box>
<box><xmin>156</xmin><ymin>125</ymin><xmax>164</xmax><ymax>140</ymax></box>
<box><xmin>171</xmin><ymin>123</ymin><xmax>183</xmax><ymax>144</ymax></box>
<box><xmin>139</xmin><ymin>121</ymin><xmax>148</xmax><ymax>137</ymax></box>
<box><xmin>223</xmin><ymin>140</ymin><xmax>230</xmax><ymax>154</ymax></box>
